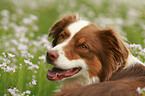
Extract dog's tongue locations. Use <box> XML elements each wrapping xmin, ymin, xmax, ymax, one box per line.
<box><xmin>47</xmin><ymin>67</ymin><xmax>80</xmax><ymax>81</ymax></box>
<box><xmin>48</xmin><ymin>67</ymin><xmax>70</xmax><ymax>77</ymax></box>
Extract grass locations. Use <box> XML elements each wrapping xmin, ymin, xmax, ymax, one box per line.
<box><xmin>0</xmin><ymin>0</ymin><xmax>145</xmax><ymax>96</ymax></box>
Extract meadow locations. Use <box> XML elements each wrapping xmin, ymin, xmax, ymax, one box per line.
<box><xmin>0</xmin><ymin>0</ymin><xmax>145</xmax><ymax>96</ymax></box>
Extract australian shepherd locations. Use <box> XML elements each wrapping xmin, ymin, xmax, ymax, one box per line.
<box><xmin>46</xmin><ymin>14</ymin><xmax>145</xmax><ymax>96</ymax></box>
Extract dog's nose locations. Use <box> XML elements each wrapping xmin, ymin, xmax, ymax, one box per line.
<box><xmin>46</xmin><ymin>51</ymin><xmax>58</xmax><ymax>62</ymax></box>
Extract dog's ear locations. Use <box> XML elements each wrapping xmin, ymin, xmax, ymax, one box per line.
<box><xmin>49</xmin><ymin>14</ymin><xmax>78</xmax><ymax>37</ymax></box>
<box><xmin>48</xmin><ymin>14</ymin><xmax>78</xmax><ymax>47</ymax></box>
<box><xmin>98</xmin><ymin>27</ymin><xmax>129</xmax><ymax>81</ymax></box>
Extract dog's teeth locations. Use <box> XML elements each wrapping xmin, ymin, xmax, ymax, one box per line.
<box><xmin>55</xmin><ymin>73</ymin><xmax>59</xmax><ymax>77</ymax></box>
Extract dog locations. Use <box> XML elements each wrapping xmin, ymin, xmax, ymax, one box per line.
<box><xmin>46</xmin><ymin>14</ymin><xmax>145</xmax><ymax>96</ymax></box>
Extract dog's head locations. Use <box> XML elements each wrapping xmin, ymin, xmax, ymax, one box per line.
<box><xmin>46</xmin><ymin>14</ymin><xmax>129</xmax><ymax>84</ymax></box>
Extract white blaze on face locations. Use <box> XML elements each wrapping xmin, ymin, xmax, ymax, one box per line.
<box><xmin>50</xmin><ymin>20</ymin><xmax>90</xmax><ymax>69</ymax></box>
<box><xmin>68</xmin><ymin>20</ymin><xmax>90</xmax><ymax>39</ymax></box>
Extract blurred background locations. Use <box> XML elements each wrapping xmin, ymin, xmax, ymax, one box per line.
<box><xmin>0</xmin><ymin>0</ymin><xmax>145</xmax><ymax>95</ymax></box>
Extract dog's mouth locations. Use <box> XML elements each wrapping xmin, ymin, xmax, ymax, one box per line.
<box><xmin>47</xmin><ymin>67</ymin><xmax>82</xmax><ymax>81</ymax></box>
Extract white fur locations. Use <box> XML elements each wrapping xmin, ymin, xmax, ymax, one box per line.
<box><xmin>125</xmin><ymin>54</ymin><xmax>144</xmax><ymax>68</ymax></box>
<box><xmin>91</xmin><ymin>77</ymin><xmax>100</xmax><ymax>84</ymax></box>
<box><xmin>67</xmin><ymin>20</ymin><xmax>90</xmax><ymax>38</ymax></box>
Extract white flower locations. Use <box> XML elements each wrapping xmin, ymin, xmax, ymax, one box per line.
<box><xmin>20</xmin><ymin>37</ymin><xmax>29</xmax><ymax>43</ymax></box>
<box><xmin>22</xmin><ymin>18</ymin><xmax>33</xmax><ymax>25</ymax></box>
<box><xmin>7</xmin><ymin>60</ymin><xmax>11</xmax><ymax>64</ymax></box>
<box><xmin>7</xmin><ymin>53</ymin><xmax>15</xmax><ymax>58</ymax></box>
<box><xmin>24</xmin><ymin>59</ymin><xmax>30</xmax><ymax>64</ymax></box>
<box><xmin>18</xmin><ymin>44</ymin><xmax>28</xmax><ymax>51</ymax></box>
<box><xmin>32</xmin><ymin>79</ymin><xmax>37</xmax><ymax>85</ymax></box>
<box><xmin>24</xmin><ymin>59</ymin><xmax>39</xmax><ymax>70</ymax></box>
<box><xmin>137</xmin><ymin>87</ymin><xmax>144</xmax><ymax>94</ymax></box>
<box><xmin>30</xmin><ymin>15</ymin><xmax>38</xmax><ymax>21</ymax></box>
<box><xmin>34</xmin><ymin>70</ymin><xmax>37</xmax><ymax>73</ymax></box>
<box><xmin>3</xmin><ymin>25</ymin><xmax>8</xmax><ymax>31</ymax></box>
<box><xmin>7</xmin><ymin>87</ymin><xmax>18</xmax><ymax>96</ymax></box>
<box><xmin>1</xmin><ymin>10</ymin><xmax>9</xmax><ymax>17</ymax></box>
<box><xmin>2</xmin><ymin>52</ymin><xmax>6</xmax><ymax>58</ymax></box>
<box><xmin>7</xmin><ymin>87</ymin><xmax>31</xmax><ymax>96</ymax></box>
<box><xmin>28</xmin><ymin>53</ymin><xmax>34</xmax><ymax>58</ymax></box>
<box><xmin>136</xmin><ymin>87</ymin><xmax>145</xmax><ymax>94</ymax></box>
<box><xmin>5</xmin><ymin>66</ymin><xmax>16</xmax><ymax>72</ymax></box>
<box><xmin>38</xmin><ymin>55</ymin><xmax>45</xmax><ymax>60</ymax></box>
<box><xmin>29</xmin><ymin>82</ymin><xmax>31</xmax><ymax>85</ymax></box>
<box><xmin>28</xmin><ymin>64</ymin><xmax>39</xmax><ymax>69</ymax></box>
<box><xmin>25</xmin><ymin>90</ymin><xmax>31</xmax><ymax>94</ymax></box>
<box><xmin>38</xmin><ymin>55</ymin><xmax>46</xmax><ymax>62</ymax></box>
<box><xmin>2</xmin><ymin>62</ymin><xmax>6</xmax><ymax>67</ymax></box>
<box><xmin>11</xmin><ymin>39</ymin><xmax>18</xmax><ymax>45</ymax></box>
<box><xmin>19</xmin><ymin>63</ymin><xmax>22</xmax><ymax>66</ymax></box>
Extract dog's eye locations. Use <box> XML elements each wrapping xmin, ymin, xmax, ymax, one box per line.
<box><xmin>60</xmin><ymin>34</ymin><xmax>65</xmax><ymax>39</ymax></box>
<box><xmin>80</xmin><ymin>44</ymin><xmax>88</xmax><ymax>49</ymax></box>
<box><xmin>59</xmin><ymin>31</ymin><xmax>65</xmax><ymax>39</ymax></box>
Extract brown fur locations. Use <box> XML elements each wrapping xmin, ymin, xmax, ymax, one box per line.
<box><xmin>57</xmin><ymin>77</ymin><xmax>145</xmax><ymax>96</ymax></box>
<box><xmin>97</xmin><ymin>27</ymin><xmax>129</xmax><ymax>81</ymax></box>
